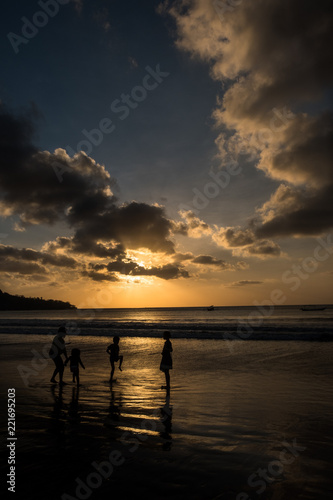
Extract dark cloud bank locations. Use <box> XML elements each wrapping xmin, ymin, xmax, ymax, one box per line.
<box><xmin>0</xmin><ymin>105</ymin><xmax>235</xmax><ymax>283</ymax></box>
<box><xmin>165</xmin><ymin>0</ymin><xmax>333</xmax><ymax>243</ymax></box>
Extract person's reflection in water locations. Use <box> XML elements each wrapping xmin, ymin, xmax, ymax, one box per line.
<box><xmin>160</xmin><ymin>394</ymin><xmax>172</xmax><ymax>451</ymax></box>
<box><xmin>68</xmin><ymin>386</ymin><xmax>81</xmax><ymax>424</ymax></box>
<box><xmin>50</xmin><ymin>384</ymin><xmax>66</xmax><ymax>435</ymax></box>
<box><xmin>105</xmin><ymin>387</ymin><xmax>122</xmax><ymax>428</ymax></box>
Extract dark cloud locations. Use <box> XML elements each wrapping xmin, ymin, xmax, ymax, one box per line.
<box><xmin>229</xmin><ymin>280</ymin><xmax>264</xmax><ymax>287</ymax></box>
<box><xmin>169</xmin><ymin>0</ymin><xmax>333</xmax><ymax>126</ymax></box>
<box><xmin>173</xmin><ymin>252</ymin><xmax>194</xmax><ymax>262</ymax></box>
<box><xmin>259</xmin><ymin>113</ymin><xmax>333</xmax><ymax>188</ymax></box>
<box><xmin>0</xmin><ymin>108</ymin><xmax>177</xmax><ymax>255</ymax></box>
<box><xmin>219</xmin><ymin>0</ymin><xmax>333</xmax><ymax>124</ymax></box>
<box><xmin>89</xmin><ymin>259</ymin><xmax>190</xmax><ymax>280</ymax></box>
<box><xmin>45</xmin><ymin>237</ymin><xmax>127</xmax><ymax>260</ymax></box>
<box><xmin>0</xmin><ymin>244</ymin><xmax>77</xmax><ymax>268</ymax></box>
<box><xmin>0</xmin><ymin>260</ymin><xmax>46</xmax><ymax>275</ymax></box>
<box><xmin>252</xmin><ymin>113</ymin><xmax>333</xmax><ymax>238</ymax></box>
<box><xmin>212</xmin><ymin>229</ymin><xmax>282</xmax><ymax>258</ymax></box>
<box><xmin>0</xmin><ymin>106</ymin><xmax>114</xmax><ymax>228</ymax></box>
<box><xmin>191</xmin><ymin>254</ymin><xmax>231</xmax><ymax>269</ymax></box>
<box><xmin>131</xmin><ymin>263</ymin><xmax>190</xmax><ymax>280</ymax></box>
<box><xmin>81</xmin><ymin>270</ymin><xmax>119</xmax><ymax>282</ymax></box>
<box><xmin>167</xmin><ymin>0</ymin><xmax>333</xmax><ymax>242</ymax></box>
<box><xmin>221</xmin><ymin>228</ymin><xmax>255</xmax><ymax>247</ymax></box>
<box><xmin>245</xmin><ymin>241</ymin><xmax>281</xmax><ymax>257</ymax></box>
<box><xmin>255</xmin><ymin>186</ymin><xmax>333</xmax><ymax>238</ymax></box>
<box><xmin>73</xmin><ymin>202</ymin><xmax>176</xmax><ymax>254</ymax></box>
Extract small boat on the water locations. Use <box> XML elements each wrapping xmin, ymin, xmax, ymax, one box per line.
<box><xmin>301</xmin><ymin>306</ymin><xmax>326</xmax><ymax>311</ymax></box>
<box><xmin>207</xmin><ymin>305</ymin><xmax>214</xmax><ymax>311</ymax></box>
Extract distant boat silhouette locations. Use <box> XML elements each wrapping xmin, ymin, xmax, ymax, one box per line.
<box><xmin>207</xmin><ymin>305</ymin><xmax>214</xmax><ymax>311</ymax></box>
<box><xmin>301</xmin><ymin>306</ymin><xmax>326</xmax><ymax>311</ymax></box>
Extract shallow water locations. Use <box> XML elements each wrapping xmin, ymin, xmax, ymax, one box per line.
<box><xmin>1</xmin><ymin>335</ymin><xmax>333</xmax><ymax>499</ymax></box>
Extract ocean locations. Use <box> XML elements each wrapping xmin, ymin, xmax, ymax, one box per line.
<box><xmin>1</xmin><ymin>305</ymin><xmax>333</xmax><ymax>499</ymax></box>
<box><xmin>0</xmin><ymin>304</ymin><xmax>332</xmax><ymax>340</ymax></box>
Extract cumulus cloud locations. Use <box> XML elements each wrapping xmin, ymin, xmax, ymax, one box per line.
<box><xmin>166</xmin><ymin>0</ymin><xmax>333</xmax><ymax>123</ymax></box>
<box><xmin>172</xmin><ymin>252</ymin><xmax>195</xmax><ymax>262</ymax></box>
<box><xmin>239</xmin><ymin>240</ymin><xmax>282</xmax><ymax>258</ymax></box>
<box><xmin>0</xmin><ymin>106</ymin><xmax>177</xmax><ymax>255</ymax></box>
<box><xmin>163</xmin><ymin>0</ymin><xmax>333</xmax><ymax>240</ymax></box>
<box><xmin>0</xmin><ymin>106</ymin><xmax>113</xmax><ymax>228</ymax></box>
<box><xmin>81</xmin><ymin>270</ymin><xmax>119</xmax><ymax>282</ymax></box>
<box><xmin>0</xmin><ymin>260</ymin><xmax>46</xmax><ymax>275</ymax></box>
<box><xmin>0</xmin><ymin>244</ymin><xmax>77</xmax><ymax>268</ymax></box>
<box><xmin>0</xmin><ymin>107</ymin><xmax>247</xmax><ymax>284</ymax></box>
<box><xmin>73</xmin><ymin>201</ymin><xmax>176</xmax><ymax>254</ymax></box>
<box><xmin>177</xmin><ymin>211</ymin><xmax>213</xmax><ymax>238</ymax></box>
<box><xmin>0</xmin><ymin>244</ymin><xmax>78</xmax><ymax>277</ymax></box>
<box><xmin>131</xmin><ymin>263</ymin><xmax>190</xmax><ymax>280</ymax></box>
<box><xmin>213</xmin><ymin>227</ymin><xmax>255</xmax><ymax>247</ymax></box>
<box><xmin>87</xmin><ymin>258</ymin><xmax>190</xmax><ymax>280</ymax></box>
<box><xmin>212</xmin><ymin>227</ymin><xmax>282</xmax><ymax>258</ymax></box>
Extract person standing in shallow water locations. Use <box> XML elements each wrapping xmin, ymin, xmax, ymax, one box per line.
<box><xmin>49</xmin><ymin>326</ymin><xmax>69</xmax><ymax>385</ymax></box>
<box><xmin>65</xmin><ymin>348</ymin><xmax>85</xmax><ymax>386</ymax></box>
<box><xmin>106</xmin><ymin>335</ymin><xmax>123</xmax><ymax>383</ymax></box>
<box><xmin>160</xmin><ymin>331</ymin><xmax>173</xmax><ymax>393</ymax></box>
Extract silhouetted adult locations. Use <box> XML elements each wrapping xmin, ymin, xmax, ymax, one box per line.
<box><xmin>160</xmin><ymin>331</ymin><xmax>173</xmax><ymax>394</ymax></box>
<box><xmin>49</xmin><ymin>326</ymin><xmax>69</xmax><ymax>385</ymax></box>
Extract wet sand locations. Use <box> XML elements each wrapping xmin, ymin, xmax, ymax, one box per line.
<box><xmin>1</xmin><ymin>335</ymin><xmax>333</xmax><ymax>499</ymax></box>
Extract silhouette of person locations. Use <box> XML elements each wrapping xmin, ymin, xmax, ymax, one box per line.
<box><xmin>160</xmin><ymin>331</ymin><xmax>172</xmax><ymax>394</ymax></box>
<box><xmin>106</xmin><ymin>335</ymin><xmax>123</xmax><ymax>383</ymax></box>
<box><xmin>65</xmin><ymin>348</ymin><xmax>85</xmax><ymax>386</ymax></box>
<box><xmin>49</xmin><ymin>326</ymin><xmax>69</xmax><ymax>385</ymax></box>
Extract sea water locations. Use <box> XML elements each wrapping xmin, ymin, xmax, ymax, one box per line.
<box><xmin>0</xmin><ymin>304</ymin><xmax>332</xmax><ymax>340</ymax></box>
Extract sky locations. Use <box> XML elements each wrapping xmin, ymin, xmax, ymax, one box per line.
<box><xmin>0</xmin><ymin>0</ymin><xmax>332</xmax><ymax>308</ymax></box>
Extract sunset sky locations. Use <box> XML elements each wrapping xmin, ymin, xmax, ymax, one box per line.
<box><xmin>0</xmin><ymin>0</ymin><xmax>332</xmax><ymax>308</ymax></box>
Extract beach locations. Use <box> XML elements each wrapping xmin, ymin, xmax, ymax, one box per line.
<box><xmin>1</xmin><ymin>334</ymin><xmax>333</xmax><ymax>499</ymax></box>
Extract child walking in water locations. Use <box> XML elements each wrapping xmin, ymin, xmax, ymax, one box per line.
<box><xmin>106</xmin><ymin>336</ymin><xmax>123</xmax><ymax>383</ymax></box>
<box><xmin>65</xmin><ymin>348</ymin><xmax>85</xmax><ymax>386</ymax></box>
<box><xmin>160</xmin><ymin>331</ymin><xmax>173</xmax><ymax>393</ymax></box>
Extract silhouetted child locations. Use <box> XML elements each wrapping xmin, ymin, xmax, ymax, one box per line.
<box><xmin>160</xmin><ymin>331</ymin><xmax>172</xmax><ymax>393</ymax></box>
<box><xmin>106</xmin><ymin>336</ymin><xmax>123</xmax><ymax>383</ymax></box>
<box><xmin>65</xmin><ymin>348</ymin><xmax>85</xmax><ymax>385</ymax></box>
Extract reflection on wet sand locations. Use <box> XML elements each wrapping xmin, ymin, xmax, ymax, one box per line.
<box><xmin>160</xmin><ymin>393</ymin><xmax>172</xmax><ymax>451</ymax></box>
<box><xmin>68</xmin><ymin>386</ymin><xmax>81</xmax><ymax>424</ymax></box>
<box><xmin>105</xmin><ymin>387</ymin><xmax>122</xmax><ymax>426</ymax></box>
<box><xmin>2</xmin><ymin>336</ymin><xmax>333</xmax><ymax>499</ymax></box>
<box><xmin>50</xmin><ymin>384</ymin><xmax>66</xmax><ymax>435</ymax></box>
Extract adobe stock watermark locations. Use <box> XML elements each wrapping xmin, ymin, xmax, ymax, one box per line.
<box><xmin>7</xmin><ymin>0</ymin><xmax>71</xmax><ymax>54</ymax></box>
<box><xmin>52</xmin><ymin>64</ymin><xmax>170</xmax><ymax>182</ymax></box>
<box><xmin>213</xmin><ymin>0</ymin><xmax>243</xmax><ymax>22</ymax></box>
<box><xmin>178</xmin><ymin>159</ymin><xmax>242</xmax><ymax>215</ymax></box>
<box><xmin>237</xmin><ymin>107</ymin><xmax>295</xmax><ymax>162</ymax></box>
<box><xmin>179</xmin><ymin>107</ymin><xmax>294</xmax><ymax>216</ymax></box>
<box><xmin>237</xmin><ymin>439</ymin><xmax>306</xmax><ymax>499</ymax></box>
<box><xmin>224</xmin><ymin>233</ymin><xmax>333</xmax><ymax>350</ymax></box>
<box><xmin>62</xmin><ymin>401</ymin><xmax>172</xmax><ymax>499</ymax></box>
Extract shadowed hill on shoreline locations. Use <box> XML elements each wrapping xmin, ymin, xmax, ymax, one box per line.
<box><xmin>0</xmin><ymin>289</ymin><xmax>76</xmax><ymax>311</ymax></box>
